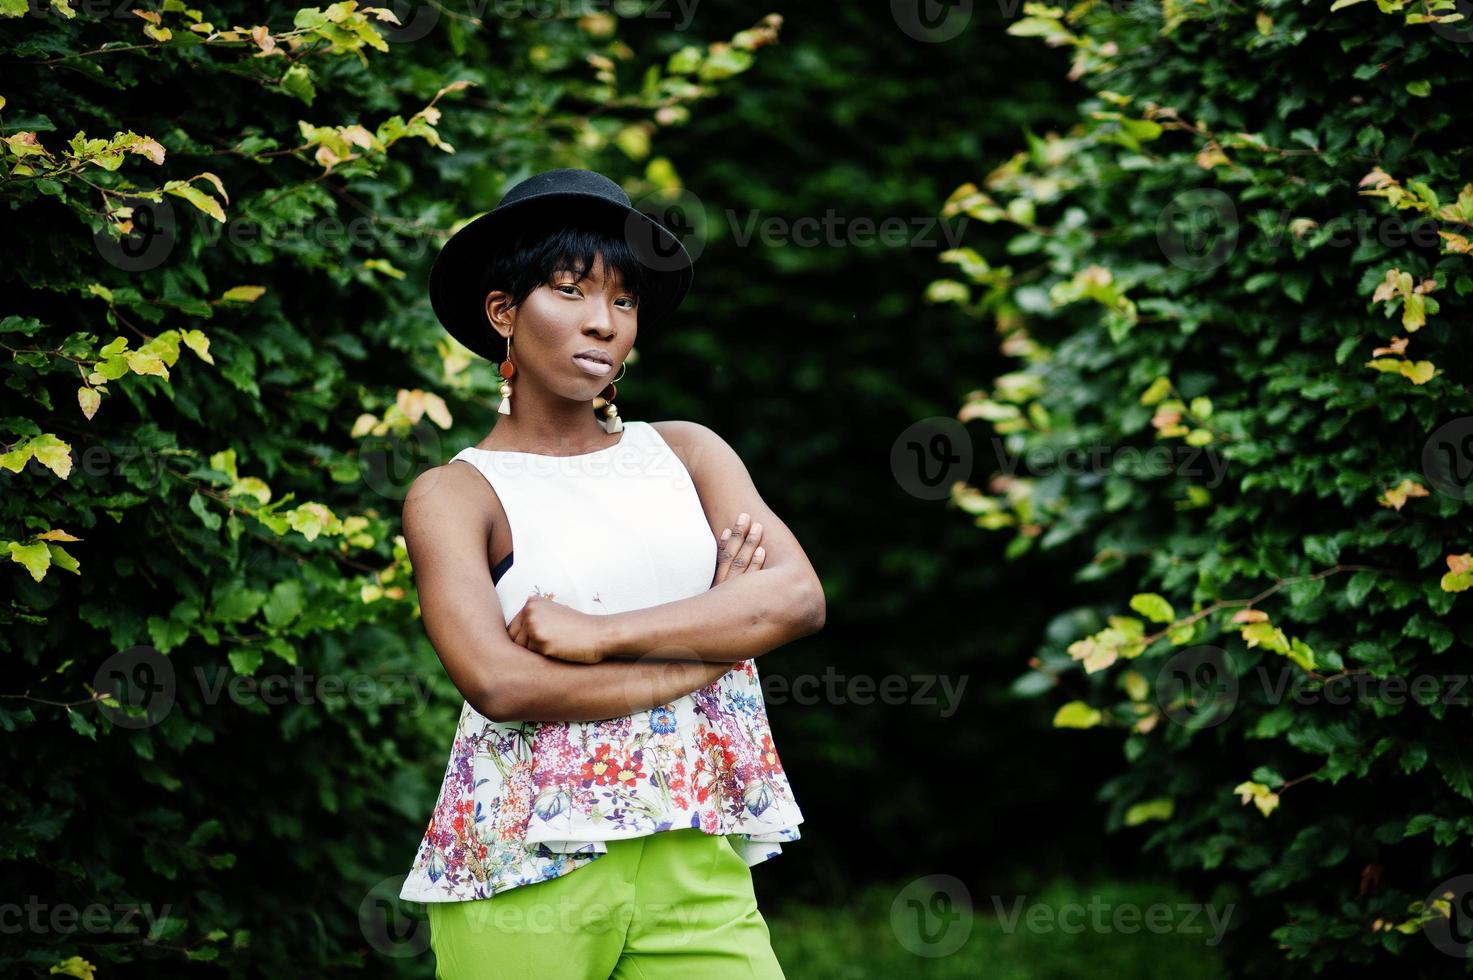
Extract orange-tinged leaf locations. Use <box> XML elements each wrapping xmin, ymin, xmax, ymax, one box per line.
<box><xmin>1378</xmin><ymin>478</ymin><xmax>1429</xmax><ymax>511</ymax></box>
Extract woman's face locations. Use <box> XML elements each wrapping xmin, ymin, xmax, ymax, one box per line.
<box><xmin>486</xmin><ymin>251</ymin><xmax>638</xmax><ymax>397</ymax></box>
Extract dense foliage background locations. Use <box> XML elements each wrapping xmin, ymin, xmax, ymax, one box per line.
<box><xmin>925</xmin><ymin>1</ymin><xmax>1473</xmax><ymax>976</ymax></box>
<box><xmin>3</xmin><ymin>0</ymin><xmax>1469</xmax><ymax>977</ymax></box>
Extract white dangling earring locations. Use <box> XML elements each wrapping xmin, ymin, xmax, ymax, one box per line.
<box><xmin>598</xmin><ymin>360</ymin><xmax>627</xmax><ymax>434</ymax></box>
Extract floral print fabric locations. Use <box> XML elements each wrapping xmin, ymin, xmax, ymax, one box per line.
<box><xmin>399</xmin><ymin>658</ymin><xmax>804</xmax><ymax>903</ymax></box>
<box><xmin>399</xmin><ymin>422</ymin><xmax>805</xmax><ymax>903</ymax></box>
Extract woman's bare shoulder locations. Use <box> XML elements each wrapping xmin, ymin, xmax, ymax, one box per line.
<box><xmin>648</xmin><ymin>419</ymin><xmax>731</xmax><ymax>466</ymax></box>
<box><xmin>403</xmin><ymin>459</ymin><xmax>499</xmax><ymax>541</ymax></box>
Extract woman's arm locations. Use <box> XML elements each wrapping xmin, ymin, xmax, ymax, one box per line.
<box><xmin>597</xmin><ymin>421</ymin><xmax>826</xmax><ymax>664</ymax></box>
<box><xmin>403</xmin><ymin>462</ymin><xmax>732</xmax><ymax>722</ymax></box>
<box><xmin>495</xmin><ymin>646</ymin><xmax>734</xmax><ymax>721</ymax></box>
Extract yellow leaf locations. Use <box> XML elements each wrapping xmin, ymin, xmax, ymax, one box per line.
<box><xmin>229</xmin><ymin>477</ymin><xmax>272</xmax><ymax>505</ymax></box>
<box><xmin>220</xmin><ymin>285</ymin><xmax>266</xmax><ymax>303</ymax></box>
<box><xmin>1400</xmin><ymin>360</ymin><xmax>1436</xmax><ymax>384</ymax></box>
<box><xmin>78</xmin><ymin>386</ymin><xmax>101</xmax><ymax>419</ymax></box>
<box><xmin>1140</xmin><ymin>376</ymin><xmax>1172</xmax><ymax>405</ymax></box>
<box><xmin>164</xmin><ymin>180</ymin><xmax>225</xmax><ymax>222</ymax></box>
<box><xmin>1231</xmin><ymin>780</ymin><xmax>1279</xmax><ymax>817</ymax></box>
<box><xmin>28</xmin><ymin>434</ymin><xmax>73</xmax><ymax>479</ymax></box>
<box><xmin>124</xmin><ymin>350</ymin><xmax>169</xmax><ymax>379</ymax></box>
<box><xmin>1124</xmin><ymin>797</ymin><xmax>1175</xmax><ymax>825</ymax></box>
<box><xmin>195</xmin><ymin>171</ymin><xmax>229</xmax><ymax>204</ymax></box>
<box><xmin>182</xmin><ymin>328</ymin><xmax>214</xmax><ymax>364</ymax></box>
<box><xmin>47</xmin><ymin>954</ymin><xmax>96</xmax><ymax>979</ymax></box>
<box><xmin>1053</xmin><ymin>700</ymin><xmax>1103</xmax><ymax>729</ymax></box>
<box><xmin>36</xmin><ymin>528</ymin><xmax>82</xmax><ymax>542</ymax></box>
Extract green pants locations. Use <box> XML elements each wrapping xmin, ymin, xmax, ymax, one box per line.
<box><xmin>427</xmin><ymin>828</ymin><xmax>787</xmax><ymax>979</ymax></box>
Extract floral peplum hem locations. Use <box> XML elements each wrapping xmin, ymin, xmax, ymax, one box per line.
<box><xmin>400</xmin><ymin>659</ymin><xmax>804</xmax><ymax>903</ymax></box>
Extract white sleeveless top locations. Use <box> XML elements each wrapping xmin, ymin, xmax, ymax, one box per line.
<box><xmin>399</xmin><ymin>420</ymin><xmax>805</xmax><ymax>903</ymax></box>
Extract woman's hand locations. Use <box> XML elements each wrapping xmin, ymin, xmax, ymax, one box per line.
<box><xmin>712</xmin><ymin>512</ymin><xmax>765</xmax><ymax>586</ymax></box>
<box><xmin>512</xmin><ymin>511</ymin><xmax>767</xmax><ymax>663</ymax></box>
<box><xmin>507</xmin><ymin>594</ymin><xmax>607</xmax><ymax>664</ymax></box>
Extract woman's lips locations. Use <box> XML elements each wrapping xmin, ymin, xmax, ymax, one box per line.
<box><xmin>573</xmin><ymin>354</ymin><xmax>613</xmax><ymax>377</ymax></box>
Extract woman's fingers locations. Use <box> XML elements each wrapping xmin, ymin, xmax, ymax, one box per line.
<box><xmin>729</xmin><ymin>517</ymin><xmax>763</xmax><ymax>574</ymax></box>
<box><xmin>714</xmin><ymin>512</ymin><xmax>763</xmax><ymax>582</ymax></box>
<box><xmin>714</xmin><ymin>515</ymin><xmax>747</xmax><ymax>583</ymax></box>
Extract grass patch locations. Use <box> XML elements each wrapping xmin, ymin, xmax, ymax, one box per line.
<box><xmin>766</xmin><ymin>875</ymin><xmax>1231</xmax><ymax>979</ymax></box>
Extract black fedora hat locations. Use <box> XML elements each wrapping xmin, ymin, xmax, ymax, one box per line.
<box><xmin>428</xmin><ymin>168</ymin><xmax>694</xmax><ymax>363</ymax></box>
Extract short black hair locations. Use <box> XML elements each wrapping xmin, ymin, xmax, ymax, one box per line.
<box><xmin>479</xmin><ymin>205</ymin><xmax>654</xmax><ymax>321</ymax></box>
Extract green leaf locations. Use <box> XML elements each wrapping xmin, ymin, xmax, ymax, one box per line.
<box><xmin>280</xmin><ymin>64</ymin><xmax>316</xmax><ymax>105</ymax></box>
<box><xmin>228</xmin><ymin>648</ymin><xmax>264</xmax><ymax>676</ymax></box>
<box><xmin>1053</xmin><ymin>701</ymin><xmax>1103</xmax><ymax>729</ymax></box>
<box><xmin>67</xmin><ymin>709</ymin><xmax>97</xmax><ymax>740</ymax></box>
<box><xmin>1129</xmin><ymin>592</ymin><xmax>1176</xmax><ymax>624</ymax></box>
<box><xmin>1124</xmin><ymin>797</ymin><xmax>1174</xmax><ymax>825</ymax></box>
<box><xmin>262</xmin><ymin>580</ymin><xmax>305</xmax><ymax>627</ymax></box>
<box><xmin>213</xmin><ymin>588</ymin><xmax>266</xmax><ymax>623</ymax></box>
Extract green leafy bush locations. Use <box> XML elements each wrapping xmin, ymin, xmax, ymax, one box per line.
<box><xmin>935</xmin><ymin>1</ymin><xmax>1473</xmax><ymax>974</ymax></box>
<box><xmin>0</xmin><ymin>3</ymin><xmax>777</xmax><ymax>975</ymax></box>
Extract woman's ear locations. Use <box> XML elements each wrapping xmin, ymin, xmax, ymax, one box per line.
<box><xmin>484</xmin><ymin>290</ymin><xmax>514</xmax><ymax>332</ymax></box>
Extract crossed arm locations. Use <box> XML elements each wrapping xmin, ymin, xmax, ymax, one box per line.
<box><xmin>403</xmin><ymin>421</ymin><xmax>825</xmax><ymax>723</ymax></box>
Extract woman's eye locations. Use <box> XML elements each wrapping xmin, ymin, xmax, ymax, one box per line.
<box><xmin>555</xmin><ymin>284</ymin><xmax>579</xmax><ymax>295</ymax></box>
